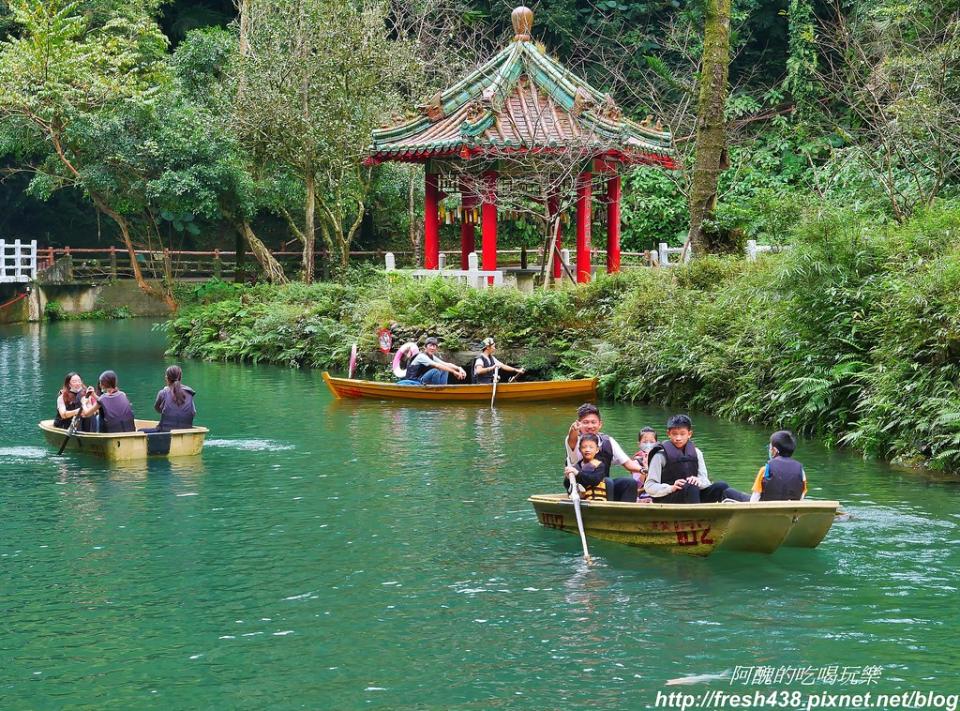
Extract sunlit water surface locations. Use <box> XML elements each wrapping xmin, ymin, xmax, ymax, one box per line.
<box><xmin>1</xmin><ymin>320</ymin><xmax>959</xmax><ymax>709</ymax></box>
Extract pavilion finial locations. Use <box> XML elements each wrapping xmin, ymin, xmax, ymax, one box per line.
<box><xmin>512</xmin><ymin>6</ymin><xmax>534</xmax><ymax>41</ymax></box>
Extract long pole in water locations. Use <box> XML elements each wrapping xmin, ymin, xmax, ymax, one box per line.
<box><xmin>57</xmin><ymin>415</ymin><xmax>80</xmax><ymax>455</ymax></box>
<box><xmin>490</xmin><ymin>365</ymin><xmax>500</xmax><ymax>409</ymax></box>
<box><xmin>566</xmin><ymin>462</ymin><xmax>591</xmax><ymax>563</ymax></box>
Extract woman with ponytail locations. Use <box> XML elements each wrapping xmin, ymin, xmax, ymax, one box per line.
<box><xmin>153</xmin><ymin>365</ymin><xmax>196</xmax><ymax>431</ymax></box>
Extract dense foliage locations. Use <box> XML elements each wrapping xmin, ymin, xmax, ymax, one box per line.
<box><xmin>168</xmin><ymin>200</ymin><xmax>960</xmax><ymax>472</ymax></box>
<box><xmin>165</xmin><ymin>268</ymin><xmax>628</xmax><ymax>377</ymax></box>
<box><xmin>4</xmin><ymin>0</ymin><xmax>957</xmax><ymax>256</ymax></box>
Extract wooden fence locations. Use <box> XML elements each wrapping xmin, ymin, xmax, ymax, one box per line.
<box><xmin>0</xmin><ymin>239</ymin><xmax>38</xmax><ymax>283</ymax></box>
<box><xmin>29</xmin><ymin>240</ymin><xmax>786</xmax><ymax>284</ymax></box>
<box><xmin>35</xmin><ymin>247</ymin><xmax>402</xmax><ymax>282</ymax></box>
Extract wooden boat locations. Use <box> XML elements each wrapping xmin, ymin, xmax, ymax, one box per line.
<box><xmin>39</xmin><ymin>419</ymin><xmax>208</xmax><ymax>462</ymax></box>
<box><xmin>529</xmin><ymin>494</ymin><xmax>840</xmax><ymax>556</ymax></box>
<box><xmin>322</xmin><ymin>372</ymin><xmax>597</xmax><ymax>402</ymax></box>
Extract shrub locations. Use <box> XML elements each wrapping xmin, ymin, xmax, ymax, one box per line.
<box><xmin>167</xmin><ymin>200</ymin><xmax>960</xmax><ymax>471</ymax></box>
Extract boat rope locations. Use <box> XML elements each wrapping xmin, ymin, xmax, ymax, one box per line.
<box><xmin>0</xmin><ymin>291</ymin><xmax>28</xmax><ymax>311</ymax></box>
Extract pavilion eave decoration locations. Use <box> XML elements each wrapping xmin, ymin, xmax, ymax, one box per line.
<box><xmin>367</xmin><ymin>30</ymin><xmax>674</xmax><ymax>169</ymax></box>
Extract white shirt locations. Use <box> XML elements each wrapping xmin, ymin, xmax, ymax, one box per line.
<box><xmin>564</xmin><ymin>433</ymin><xmax>631</xmax><ymax>467</ymax></box>
<box><xmin>473</xmin><ymin>355</ymin><xmax>501</xmax><ymax>373</ymax></box>
<box><xmin>644</xmin><ymin>446</ymin><xmax>711</xmax><ymax>498</ymax></box>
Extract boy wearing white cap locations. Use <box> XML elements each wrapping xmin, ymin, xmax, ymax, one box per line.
<box><xmin>473</xmin><ymin>337</ymin><xmax>525</xmax><ymax>384</ymax></box>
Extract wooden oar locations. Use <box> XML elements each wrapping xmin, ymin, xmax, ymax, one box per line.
<box><xmin>56</xmin><ymin>415</ymin><xmax>81</xmax><ymax>455</ymax></box>
<box><xmin>489</xmin><ymin>365</ymin><xmax>501</xmax><ymax>409</ymax></box>
<box><xmin>567</xmin><ymin>470</ymin><xmax>592</xmax><ymax>564</ymax></box>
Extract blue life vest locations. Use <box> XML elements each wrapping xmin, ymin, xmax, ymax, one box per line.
<box><xmin>404</xmin><ymin>354</ymin><xmax>435</xmax><ymax>382</ymax></box>
<box><xmin>760</xmin><ymin>456</ymin><xmax>805</xmax><ymax>501</ymax></box>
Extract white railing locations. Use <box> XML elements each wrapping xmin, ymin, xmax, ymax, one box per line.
<box><xmin>0</xmin><ymin>239</ymin><xmax>37</xmax><ymax>283</ymax></box>
<box><xmin>386</xmin><ymin>251</ymin><xmax>504</xmax><ymax>288</ymax></box>
<box><xmin>745</xmin><ymin>239</ymin><xmax>790</xmax><ymax>261</ymax></box>
<box><xmin>658</xmin><ymin>242</ymin><xmax>692</xmax><ymax>267</ymax></box>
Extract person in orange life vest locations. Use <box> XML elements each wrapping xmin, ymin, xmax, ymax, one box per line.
<box><xmin>562</xmin><ymin>433</ymin><xmax>613</xmax><ymax>500</ymax></box>
<box><xmin>643</xmin><ymin>414</ymin><xmax>749</xmax><ymax>503</ymax></box>
<box><xmin>564</xmin><ymin>403</ymin><xmax>643</xmax><ymax>503</ymax></box>
<box><xmin>751</xmin><ymin>430</ymin><xmax>807</xmax><ymax>502</ymax></box>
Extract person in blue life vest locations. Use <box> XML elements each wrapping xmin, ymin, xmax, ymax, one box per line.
<box><xmin>751</xmin><ymin>430</ymin><xmax>807</xmax><ymax>502</ymax></box>
<box><xmin>473</xmin><ymin>338</ymin><xmax>524</xmax><ymax>384</ymax></box>
<box><xmin>564</xmin><ymin>403</ymin><xmax>647</xmax><ymax>503</ymax></box>
<box><xmin>399</xmin><ymin>337</ymin><xmax>466</xmax><ymax>385</ymax></box>
<box><xmin>643</xmin><ymin>414</ymin><xmax>749</xmax><ymax>503</ymax></box>
<box><xmin>563</xmin><ymin>433</ymin><xmax>614</xmax><ymax>500</ymax></box>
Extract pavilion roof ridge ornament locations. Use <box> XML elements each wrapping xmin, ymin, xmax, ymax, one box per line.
<box><xmin>512</xmin><ymin>6</ymin><xmax>534</xmax><ymax>42</ymax></box>
<box><xmin>366</xmin><ymin>5</ymin><xmax>676</xmax><ymax>168</ymax></box>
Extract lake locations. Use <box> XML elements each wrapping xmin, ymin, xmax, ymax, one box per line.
<box><xmin>1</xmin><ymin>320</ymin><xmax>958</xmax><ymax>709</ymax></box>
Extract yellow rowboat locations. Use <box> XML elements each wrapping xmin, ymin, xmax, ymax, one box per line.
<box><xmin>322</xmin><ymin>372</ymin><xmax>597</xmax><ymax>402</ymax></box>
<box><xmin>529</xmin><ymin>494</ymin><xmax>840</xmax><ymax>556</ymax></box>
<box><xmin>39</xmin><ymin>419</ymin><xmax>208</xmax><ymax>462</ymax></box>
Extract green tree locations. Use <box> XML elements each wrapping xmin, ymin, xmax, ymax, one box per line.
<box><xmin>233</xmin><ymin>0</ymin><xmax>418</xmax><ymax>280</ymax></box>
<box><xmin>170</xmin><ymin>25</ymin><xmax>286</xmax><ymax>282</ymax></box>
<box><xmin>0</xmin><ymin>0</ymin><xmax>171</xmax><ymax>301</ymax></box>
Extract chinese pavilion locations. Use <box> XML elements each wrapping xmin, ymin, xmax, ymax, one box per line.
<box><xmin>366</xmin><ymin>6</ymin><xmax>675</xmax><ymax>283</ymax></box>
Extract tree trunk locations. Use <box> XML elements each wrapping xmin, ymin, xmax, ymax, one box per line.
<box><xmin>303</xmin><ymin>166</ymin><xmax>316</xmax><ymax>283</ymax></box>
<box><xmin>686</xmin><ymin>0</ymin><xmax>732</xmax><ymax>254</ymax></box>
<box><xmin>237</xmin><ymin>0</ymin><xmax>252</xmax><ymax>56</ymax></box>
<box><xmin>236</xmin><ymin>220</ymin><xmax>288</xmax><ymax>283</ymax></box>
<box><xmin>45</xmin><ymin>126</ymin><xmax>173</xmax><ymax>306</ymax></box>
<box><xmin>95</xmin><ymin>198</ymin><xmax>176</xmax><ymax>309</ymax></box>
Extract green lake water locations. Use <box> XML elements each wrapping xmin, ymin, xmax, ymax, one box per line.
<box><xmin>2</xmin><ymin>320</ymin><xmax>959</xmax><ymax>710</ymax></box>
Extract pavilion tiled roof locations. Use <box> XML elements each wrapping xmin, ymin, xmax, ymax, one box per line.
<box><xmin>367</xmin><ymin>10</ymin><xmax>675</xmax><ymax>169</ymax></box>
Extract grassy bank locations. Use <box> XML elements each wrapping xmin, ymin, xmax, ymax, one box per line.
<box><xmin>165</xmin><ymin>202</ymin><xmax>960</xmax><ymax>473</ymax></box>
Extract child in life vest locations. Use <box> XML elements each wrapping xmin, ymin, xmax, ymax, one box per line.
<box><xmin>633</xmin><ymin>427</ymin><xmax>657</xmax><ymax>502</ymax></box>
<box><xmin>634</xmin><ymin>427</ymin><xmax>658</xmax><ymax>472</ymax></box>
<box><xmin>751</xmin><ymin>430</ymin><xmax>807</xmax><ymax>502</ymax></box>
<box><xmin>644</xmin><ymin>414</ymin><xmax>749</xmax><ymax>503</ymax></box>
<box><xmin>563</xmin><ymin>433</ymin><xmax>611</xmax><ymax>500</ymax></box>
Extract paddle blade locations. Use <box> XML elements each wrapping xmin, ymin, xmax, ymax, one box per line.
<box><xmin>567</xmin><ymin>472</ymin><xmax>592</xmax><ymax>564</ymax></box>
<box><xmin>57</xmin><ymin>416</ymin><xmax>80</xmax><ymax>455</ymax></box>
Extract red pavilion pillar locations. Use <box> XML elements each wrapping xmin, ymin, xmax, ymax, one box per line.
<box><xmin>606</xmin><ymin>173</ymin><xmax>621</xmax><ymax>273</ymax></box>
<box><xmin>424</xmin><ymin>172</ymin><xmax>440</xmax><ymax>270</ymax></box>
<box><xmin>576</xmin><ymin>170</ymin><xmax>592</xmax><ymax>283</ymax></box>
<box><xmin>460</xmin><ymin>179</ymin><xmax>477</xmax><ymax>270</ymax></box>
<box><xmin>481</xmin><ymin>171</ymin><xmax>498</xmax><ymax>281</ymax></box>
<box><xmin>548</xmin><ymin>194</ymin><xmax>563</xmax><ymax>280</ymax></box>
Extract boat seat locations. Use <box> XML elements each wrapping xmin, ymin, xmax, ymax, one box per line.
<box><xmin>146</xmin><ymin>431</ymin><xmax>172</xmax><ymax>455</ymax></box>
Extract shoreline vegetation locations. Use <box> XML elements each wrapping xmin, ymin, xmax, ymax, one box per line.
<box><xmin>165</xmin><ymin>201</ymin><xmax>960</xmax><ymax>474</ymax></box>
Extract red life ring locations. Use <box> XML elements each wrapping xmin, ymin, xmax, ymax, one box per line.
<box><xmin>392</xmin><ymin>341</ymin><xmax>420</xmax><ymax>379</ymax></box>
